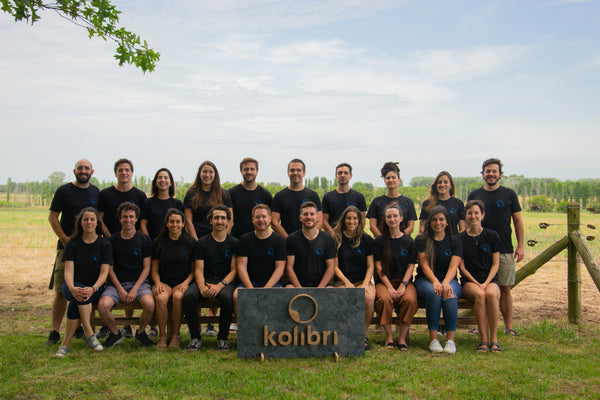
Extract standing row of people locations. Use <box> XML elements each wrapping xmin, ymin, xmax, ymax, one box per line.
<box><xmin>46</xmin><ymin>157</ymin><xmax>523</xmax><ymax>355</ymax></box>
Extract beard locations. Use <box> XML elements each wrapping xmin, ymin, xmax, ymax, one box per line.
<box><xmin>75</xmin><ymin>173</ymin><xmax>90</xmax><ymax>184</ymax></box>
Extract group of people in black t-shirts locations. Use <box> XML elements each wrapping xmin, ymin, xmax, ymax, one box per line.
<box><xmin>47</xmin><ymin>156</ymin><xmax>524</xmax><ymax>357</ymax></box>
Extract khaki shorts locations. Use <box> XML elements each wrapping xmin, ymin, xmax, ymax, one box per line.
<box><xmin>498</xmin><ymin>253</ymin><xmax>516</xmax><ymax>286</ymax></box>
<box><xmin>51</xmin><ymin>250</ymin><xmax>65</xmax><ymax>293</ymax></box>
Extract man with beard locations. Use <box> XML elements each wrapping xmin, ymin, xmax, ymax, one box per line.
<box><xmin>468</xmin><ymin>158</ymin><xmax>524</xmax><ymax>336</ymax></box>
<box><xmin>228</xmin><ymin>158</ymin><xmax>272</xmax><ymax>239</ymax></box>
<box><xmin>322</xmin><ymin>163</ymin><xmax>367</xmax><ymax>236</ymax></box>
<box><xmin>46</xmin><ymin>159</ymin><xmax>100</xmax><ymax>345</ymax></box>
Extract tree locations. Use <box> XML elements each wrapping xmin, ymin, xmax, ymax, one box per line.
<box><xmin>1</xmin><ymin>0</ymin><xmax>159</xmax><ymax>72</ymax></box>
<box><xmin>6</xmin><ymin>177</ymin><xmax>12</xmax><ymax>202</ymax></box>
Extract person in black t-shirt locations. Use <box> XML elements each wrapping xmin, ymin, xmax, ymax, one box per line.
<box><xmin>459</xmin><ymin>200</ymin><xmax>502</xmax><ymax>353</ymax></box>
<box><xmin>286</xmin><ymin>202</ymin><xmax>335</xmax><ymax>288</ymax></box>
<box><xmin>55</xmin><ymin>207</ymin><xmax>111</xmax><ymax>357</ymax></box>
<box><xmin>99</xmin><ymin>158</ymin><xmax>147</xmax><ymax>237</ymax></box>
<box><xmin>151</xmin><ymin>208</ymin><xmax>196</xmax><ymax>349</ymax></box>
<box><xmin>367</xmin><ymin>162</ymin><xmax>417</xmax><ymax>237</ymax></box>
<box><xmin>271</xmin><ymin>159</ymin><xmax>322</xmax><ymax>238</ymax></box>
<box><xmin>47</xmin><ymin>159</ymin><xmax>100</xmax><ymax>346</ymax></box>
<box><xmin>419</xmin><ymin>171</ymin><xmax>465</xmax><ymax>235</ymax></box>
<box><xmin>97</xmin><ymin>203</ymin><xmax>155</xmax><ymax>347</ymax></box>
<box><xmin>184</xmin><ymin>161</ymin><xmax>233</xmax><ymax>239</ymax></box>
<box><xmin>229</xmin><ymin>157</ymin><xmax>273</xmax><ymax>239</ymax></box>
<box><xmin>333</xmin><ymin>206</ymin><xmax>375</xmax><ymax>349</ymax></box>
<box><xmin>468</xmin><ymin>158</ymin><xmax>524</xmax><ymax>337</ymax></box>
<box><xmin>140</xmin><ymin>168</ymin><xmax>185</xmax><ymax>240</ymax></box>
<box><xmin>322</xmin><ymin>163</ymin><xmax>367</xmax><ymax>236</ymax></box>
<box><xmin>183</xmin><ymin>205</ymin><xmax>238</xmax><ymax>351</ymax></box>
<box><xmin>414</xmin><ymin>206</ymin><xmax>463</xmax><ymax>354</ymax></box>
<box><xmin>373</xmin><ymin>204</ymin><xmax>418</xmax><ymax>350</ymax></box>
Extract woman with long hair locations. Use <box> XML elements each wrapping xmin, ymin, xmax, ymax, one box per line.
<box><xmin>459</xmin><ymin>200</ymin><xmax>502</xmax><ymax>353</ymax></box>
<box><xmin>419</xmin><ymin>171</ymin><xmax>465</xmax><ymax>234</ymax></box>
<box><xmin>55</xmin><ymin>207</ymin><xmax>112</xmax><ymax>357</ymax></box>
<box><xmin>151</xmin><ymin>208</ymin><xmax>196</xmax><ymax>349</ymax></box>
<box><xmin>374</xmin><ymin>204</ymin><xmax>419</xmax><ymax>350</ymax></box>
<box><xmin>367</xmin><ymin>162</ymin><xmax>417</xmax><ymax>237</ymax></box>
<box><xmin>184</xmin><ymin>161</ymin><xmax>233</xmax><ymax>240</ymax></box>
<box><xmin>140</xmin><ymin>168</ymin><xmax>185</xmax><ymax>240</ymax></box>
<box><xmin>333</xmin><ymin>206</ymin><xmax>376</xmax><ymax>350</ymax></box>
<box><xmin>414</xmin><ymin>205</ymin><xmax>463</xmax><ymax>354</ymax></box>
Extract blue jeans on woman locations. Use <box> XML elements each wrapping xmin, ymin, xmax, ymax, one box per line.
<box><xmin>62</xmin><ymin>281</ymin><xmax>104</xmax><ymax>320</ymax></box>
<box><xmin>414</xmin><ymin>277</ymin><xmax>462</xmax><ymax>332</ymax></box>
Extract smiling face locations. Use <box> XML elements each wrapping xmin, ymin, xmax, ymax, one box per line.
<box><xmin>430</xmin><ymin>212</ymin><xmax>448</xmax><ymax>234</ymax></box>
<box><xmin>241</xmin><ymin>162</ymin><xmax>258</xmax><ymax>184</ymax></box>
<box><xmin>210</xmin><ymin>210</ymin><xmax>229</xmax><ymax>232</ymax></box>
<box><xmin>201</xmin><ymin>165</ymin><xmax>215</xmax><ymax>186</ymax></box>
<box><xmin>384</xmin><ymin>207</ymin><xmax>402</xmax><ymax>230</ymax></box>
<box><xmin>115</xmin><ymin>162</ymin><xmax>132</xmax><ymax>184</ymax></box>
<box><xmin>335</xmin><ymin>166</ymin><xmax>352</xmax><ymax>186</ymax></box>
<box><xmin>299</xmin><ymin>205</ymin><xmax>318</xmax><ymax>229</ymax></box>
<box><xmin>73</xmin><ymin>160</ymin><xmax>93</xmax><ymax>184</ymax></box>
<box><xmin>343</xmin><ymin>210</ymin><xmax>360</xmax><ymax>233</ymax></box>
<box><xmin>465</xmin><ymin>205</ymin><xmax>484</xmax><ymax>227</ymax></box>
<box><xmin>436</xmin><ymin>175</ymin><xmax>451</xmax><ymax>197</ymax></box>
<box><xmin>166</xmin><ymin>214</ymin><xmax>183</xmax><ymax>236</ymax></box>
<box><xmin>482</xmin><ymin>163</ymin><xmax>502</xmax><ymax>187</ymax></box>
<box><xmin>119</xmin><ymin>209</ymin><xmax>137</xmax><ymax>232</ymax></box>
<box><xmin>384</xmin><ymin>171</ymin><xmax>400</xmax><ymax>190</ymax></box>
<box><xmin>288</xmin><ymin>162</ymin><xmax>305</xmax><ymax>186</ymax></box>
<box><xmin>156</xmin><ymin>170</ymin><xmax>172</xmax><ymax>192</ymax></box>
<box><xmin>252</xmin><ymin>208</ymin><xmax>271</xmax><ymax>231</ymax></box>
<box><xmin>81</xmin><ymin>211</ymin><xmax>98</xmax><ymax>233</ymax></box>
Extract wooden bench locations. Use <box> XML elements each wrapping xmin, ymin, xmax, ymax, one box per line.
<box><xmin>91</xmin><ymin>298</ymin><xmax>476</xmax><ymax>330</ymax></box>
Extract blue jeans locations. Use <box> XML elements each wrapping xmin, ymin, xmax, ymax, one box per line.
<box><xmin>62</xmin><ymin>281</ymin><xmax>104</xmax><ymax>320</ymax></box>
<box><xmin>414</xmin><ymin>277</ymin><xmax>462</xmax><ymax>332</ymax></box>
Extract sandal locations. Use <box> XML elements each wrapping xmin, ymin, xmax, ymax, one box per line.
<box><xmin>385</xmin><ymin>342</ymin><xmax>395</xmax><ymax>349</ymax></box>
<box><xmin>490</xmin><ymin>342</ymin><xmax>502</xmax><ymax>353</ymax></box>
<box><xmin>397</xmin><ymin>343</ymin><xmax>409</xmax><ymax>351</ymax></box>
<box><xmin>504</xmin><ymin>328</ymin><xmax>519</xmax><ymax>336</ymax></box>
<box><xmin>468</xmin><ymin>327</ymin><xmax>479</xmax><ymax>336</ymax></box>
<box><xmin>476</xmin><ymin>342</ymin><xmax>488</xmax><ymax>353</ymax></box>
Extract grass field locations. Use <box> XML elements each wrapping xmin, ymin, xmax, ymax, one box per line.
<box><xmin>1</xmin><ymin>208</ymin><xmax>599</xmax><ymax>399</ymax></box>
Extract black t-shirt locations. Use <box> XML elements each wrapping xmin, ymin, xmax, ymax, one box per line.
<box><xmin>419</xmin><ymin>197</ymin><xmax>465</xmax><ymax>235</ymax></box>
<box><xmin>193</xmin><ymin>234</ymin><xmax>239</xmax><ymax>284</ymax></box>
<box><xmin>237</xmin><ymin>232</ymin><xmax>286</xmax><ymax>282</ymax></box>
<box><xmin>99</xmin><ymin>186</ymin><xmax>147</xmax><ymax>234</ymax></box>
<box><xmin>228</xmin><ymin>184</ymin><xmax>273</xmax><ymax>238</ymax></box>
<box><xmin>468</xmin><ymin>186</ymin><xmax>521</xmax><ymax>253</ymax></box>
<box><xmin>271</xmin><ymin>187</ymin><xmax>322</xmax><ymax>234</ymax></box>
<box><xmin>109</xmin><ymin>231</ymin><xmax>153</xmax><ymax>283</ymax></box>
<box><xmin>152</xmin><ymin>237</ymin><xmax>196</xmax><ymax>287</ymax></box>
<box><xmin>286</xmin><ymin>230</ymin><xmax>336</xmax><ymax>287</ymax></box>
<box><xmin>337</xmin><ymin>233</ymin><xmax>375</xmax><ymax>283</ymax></box>
<box><xmin>322</xmin><ymin>189</ymin><xmax>367</xmax><ymax>228</ymax></box>
<box><xmin>183</xmin><ymin>188</ymin><xmax>233</xmax><ymax>238</ymax></box>
<box><xmin>50</xmin><ymin>183</ymin><xmax>100</xmax><ymax>249</ymax></box>
<box><xmin>63</xmin><ymin>237</ymin><xmax>113</xmax><ymax>286</ymax></box>
<box><xmin>366</xmin><ymin>195</ymin><xmax>417</xmax><ymax>233</ymax></box>
<box><xmin>140</xmin><ymin>197</ymin><xmax>185</xmax><ymax>240</ymax></box>
<box><xmin>459</xmin><ymin>228</ymin><xmax>500</xmax><ymax>284</ymax></box>
<box><xmin>374</xmin><ymin>234</ymin><xmax>416</xmax><ymax>282</ymax></box>
<box><xmin>415</xmin><ymin>235</ymin><xmax>463</xmax><ymax>281</ymax></box>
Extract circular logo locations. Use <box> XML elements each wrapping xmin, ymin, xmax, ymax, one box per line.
<box><xmin>133</xmin><ymin>248</ymin><xmax>141</xmax><ymax>257</ymax></box>
<box><xmin>315</xmin><ymin>248</ymin><xmax>323</xmax><ymax>255</ymax></box>
<box><xmin>288</xmin><ymin>294</ymin><xmax>318</xmax><ymax>324</ymax></box>
<box><xmin>356</xmin><ymin>246</ymin><xmax>365</xmax><ymax>255</ymax></box>
<box><xmin>93</xmin><ymin>253</ymin><xmax>100</xmax><ymax>261</ymax></box>
<box><xmin>449</xmin><ymin>208</ymin><xmax>457</xmax><ymax>214</ymax></box>
<box><xmin>482</xmin><ymin>244</ymin><xmax>491</xmax><ymax>252</ymax></box>
<box><xmin>346</xmin><ymin>200</ymin><xmax>355</xmax><ymax>207</ymax></box>
<box><xmin>444</xmin><ymin>249</ymin><xmax>452</xmax><ymax>256</ymax></box>
<box><xmin>400</xmin><ymin>205</ymin><xmax>407</xmax><ymax>212</ymax></box>
<box><xmin>400</xmin><ymin>249</ymin><xmax>408</xmax><ymax>256</ymax></box>
<box><xmin>91</xmin><ymin>198</ymin><xmax>97</xmax><ymax>205</ymax></box>
<box><xmin>267</xmin><ymin>247</ymin><xmax>274</xmax><ymax>255</ymax></box>
<box><xmin>302</xmin><ymin>198</ymin><xmax>310</xmax><ymax>203</ymax></box>
<box><xmin>182</xmin><ymin>249</ymin><xmax>188</xmax><ymax>256</ymax></box>
<box><xmin>497</xmin><ymin>200</ymin><xmax>505</xmax><ymax>208</ymax></box>
<box><xmin>225</xmin><ymin>250</ymin><xmax>232</xmax><ymax>258</ymax></box>
<box><xmin>254</xmin><ymin>199</ymin><xmax>262</xmax><ymax>205</ymax></box>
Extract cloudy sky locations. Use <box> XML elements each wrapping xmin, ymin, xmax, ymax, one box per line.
<box><xmin>1</xmin><ymin>0</ymin><xmax>599</xmax><ymax>186</ymax></box>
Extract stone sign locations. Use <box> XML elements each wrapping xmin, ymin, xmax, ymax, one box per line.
<box><xmin>237</xmin><ymin>288</ymin><xmax>364</xmax><ymax>358</ymax></box>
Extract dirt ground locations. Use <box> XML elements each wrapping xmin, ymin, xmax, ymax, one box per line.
<box><xmin>1</xmin><ymin>251</ymin><xmax>599</xmax><ymax>327</ymax></box>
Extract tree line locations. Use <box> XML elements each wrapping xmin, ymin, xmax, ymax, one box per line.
<box><xmin>2</xmin><ymin>173</ymin><xmax>599</xmax><ymax>212</ymax></box>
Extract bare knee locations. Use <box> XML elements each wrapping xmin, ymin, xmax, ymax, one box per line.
<box><xmin>98</xmin><ymin>297</ymin><xmax>115</xmax><ymax>314</ymax></box>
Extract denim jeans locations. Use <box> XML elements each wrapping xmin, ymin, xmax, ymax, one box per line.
<box><xmin>413</xmin><ymin>277</ymin><xmax>462</xmax><ymax>331</ymax></box>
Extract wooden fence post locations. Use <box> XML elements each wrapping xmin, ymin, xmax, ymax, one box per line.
<box><xmin>567</xmin><ymin>203</ymin><xmax>581</xmax><ymax>324</ymax></box>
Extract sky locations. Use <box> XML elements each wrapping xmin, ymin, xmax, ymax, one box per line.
<box><xmin>1</xmin><ymin>0</ymin><xmax>599</xmax><ymax>186</ymax></box>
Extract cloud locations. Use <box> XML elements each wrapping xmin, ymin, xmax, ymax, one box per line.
<box><xmin>169</xmin><ymin>104</ymin><xmax>223</xmax><ymax>112</ymax></box>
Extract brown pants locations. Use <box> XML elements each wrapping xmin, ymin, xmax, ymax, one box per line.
<box><xmin>375</xmin><ymin>280</ymin><xmax>418</xmax><ymax>326</ymax></box>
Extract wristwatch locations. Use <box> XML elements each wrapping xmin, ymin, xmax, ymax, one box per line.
<box><xmin>221</xmin><ymin>279</ymin><xmax>227</xmax><ymax>285</ymax></box>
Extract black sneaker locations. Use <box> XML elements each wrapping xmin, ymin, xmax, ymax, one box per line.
<box><xmin>135</xmin><ymin>330</ymin><xmax>154</xmax><ymax>347</ymax></box>
<box><xmin>96</xmin><ymin>326</ymin><xmax>110</xmax><ymax>339</ymax></box>
<box><xmin>104</xmin><ymin>331</ymin><xmax>124</xmax><ymax>348</ymax></box>
<box><xmin>74</xmin><ymin>326</ymin><xmax>84</xmax><ymax>339</ymax></box>
<box><xmin>205</xmin><ymin>323</ymin><xmax>217</xmax><ymax>337</ymax></box>
<box><xmin>217</xmin><ymin>339</ymin><xmax>229</xmax><ymax>351</ymax></box>
<box><xmin>45</xmin><ymin>330</ymin><xmax>60</xmax><ymax>346</ymax></box>
<box><xmin>121</xmin><ymin>325</ymin><xmax>133</xmax><ymax>338</ymax></box>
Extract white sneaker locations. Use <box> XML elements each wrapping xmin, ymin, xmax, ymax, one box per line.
<box><xmin>84</xmin><ymin>334</ymin><xmax>104</xmax><ymax>351</ymax></box>
<box><xmin>444</xmin><ymin>340</ymin><xmax>457</xmax><ymax>354</ymax></box>
<box><xmin>55</xmin><ymin>345</ymin><xmax>69</xmax><ymax>357</ymax></box>
<box><xmin>429</xmin><ymin>339</ymin><xmax>443</xmax><ymax>353</ymax></box>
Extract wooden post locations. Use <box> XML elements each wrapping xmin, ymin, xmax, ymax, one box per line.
<box><xmin>570</xmin><ymin>231</ymin><xmax>600</xmax><ymax>292</ymax></box>
<box><xmin>567</xmin><ymin>203</ymin><xmax>581</xmax><ymax>324</ymax></box>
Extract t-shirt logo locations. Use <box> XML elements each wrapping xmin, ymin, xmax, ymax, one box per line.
<box><xmin>315</xmin><ymin>248</ymin><xmax>323</xmax><ymax>255</ymax></box>
<box><xmin>497</xmin><ymin>200</ymin><xmax>505</xmax><ymax>208</ymax></box>
<box><xmin>181</xmin><ymin>249</ymin><xmax>188</xmax><ymax>256</ymax></box>
<box><xmin>449</xmin><ymin>208</ymin><xmax>457</xmax><ymax>214</ymax></box>
<box><xmin>267</xmin><ymin>247</ymin><xmax>274</xmax><ymax>255</ymax></box>
<box><xmin>400</xmin><ymin>249</ymin><xmax>408</xmax><ymax>256</ymax></box>
<box><xmin>356</xmin><ymin>246</ymin><xmax>365</xmax><ymax>255</ymax></box>
<box><xmin>482</xmin><ymin>244</ymin><xmax>491</xmax><ymax>252</ymax></box>
<box><xmin>444</xmin><ymin>249</ymin><xmax>452</xmax><ymax>256</ymax></box>
<box><xmin>400</xmin><ymin>205</ymin><xmax>407</xmax><ymax>213</ymax></box>
<box><xmin>302</xmin><ymin>198</ymin><xmax>310</xmax><ymax>203</ymax></box>
<box><xmin>346</xmin><ymin>200</ymin><xmax>355</xmax><ymax>207</ymax></box>
<box><xmin>93</xmin><ymin>253</ymin><xmax>100</xmax><ymax>261</ymax></box>
<box><xmin>91</xmin><ymin>198</ymin><xmax>98</xmax><ymax>205</ymax></box>
<box><xmin>225</xmin><ymin>250</ymin><xmax>232</xmax><ymax>258</ymax></box>
<box><xmin>254</xmin><ymin>199</ymin><xmax>262</xmax><ymax>205</ymax></box>
<box><xmin>133</xmin><ymin>248</ymin><xmax>141</xmax><ymax>257</ymax></box>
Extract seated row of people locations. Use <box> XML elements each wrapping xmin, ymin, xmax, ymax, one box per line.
<box><xmin>55</xmin><ymin>197</ymin><xmax>500</xmax><ymax>357</ymax></box>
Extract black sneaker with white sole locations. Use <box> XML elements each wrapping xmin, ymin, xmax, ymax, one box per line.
<box><xmin>121</xmin><ymin>325</ymin><xmax>133</xmax><ymax>338</ymax></box>
<box><xmin>45</xmin><ymin>330</ymin><xmax>60</xmax><ymax>346</ymax></box>
<box><xmin>135</xmin><ymin>330</ymin><xmax>154</xmax><ymax>347</ymax></box>
<box><xmin>104</xmin><ymin>331</ymin><xmax>124</xmax><ymax>348</ymax></box>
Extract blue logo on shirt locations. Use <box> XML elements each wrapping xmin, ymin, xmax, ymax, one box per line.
<box><xmin>93</xmin><ymin>253</ymin><xmax>100</xmax><ymax>261</ymax></box>
<box><xmin>316</xmin><ymin>248</ymin><xmax>323</xmax><ymax>255</ymax></box>
<box><xmin>356</xmin><ymin>246</ymin><xmax>364</xmax><ymax>255</ymax></box>
<box><xmin>267</xmin><ymin>247</ymin><xmax>274</xmax><ymax>255</ymax></box>
<box><xmin>133</xmin><ymin>248</ymin><xmax>141</xmax><ymax>257</ymax></box>
<box><xmin>497</xmin><ymin>200</ymin><xmax>505</xmax><ymax>208</ymax></box>
<box><xmin>254</xmin><ymin>199</ymin><xmax>262</xmax><ymax>205</ymax></box>
<box><xmin>182</xmin><ymin>249</ymin><xmax>188</xmax><ymax>256</ymax></box>
<box><xmin>91</xmin><ymin>198</ymin><xmax>97</xmax><ymax>205</ymax></box>
<box><xmin>400</xmin><ymin>205</ymin><xmax>407</xmax><ymax>212</ymax></box>
<box><xmin>225</xmin><ymin>250</ymin><xmax>232</xmax><ymax>258</ymax></box>
<box><xmin>444</xmin><ymin>249</ymin><xmax>452</xmax><ymax>256</ymax></box>
<box><xmin>302</xmin><ymin>198</ymin><xmax>310</xmax><ymax>203</ymax></box>
<box><xmin>346</xmin><ymin>200</ymin><xmax>355</xmax><ymax>207</ymax></box>
<box><xmin>449</xmin><ymin>208</ymin><xmax>457</xmax><ymax>214</ymax></box>
<box><xmin>400</xmin><ymin>249</ymin><xmax>408</xmax><ymax>256</ymax></box>
<box><xmin>482</xmin><ymin>244</ymin><xmax>491</xmax><ymax>252</ymax></box>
